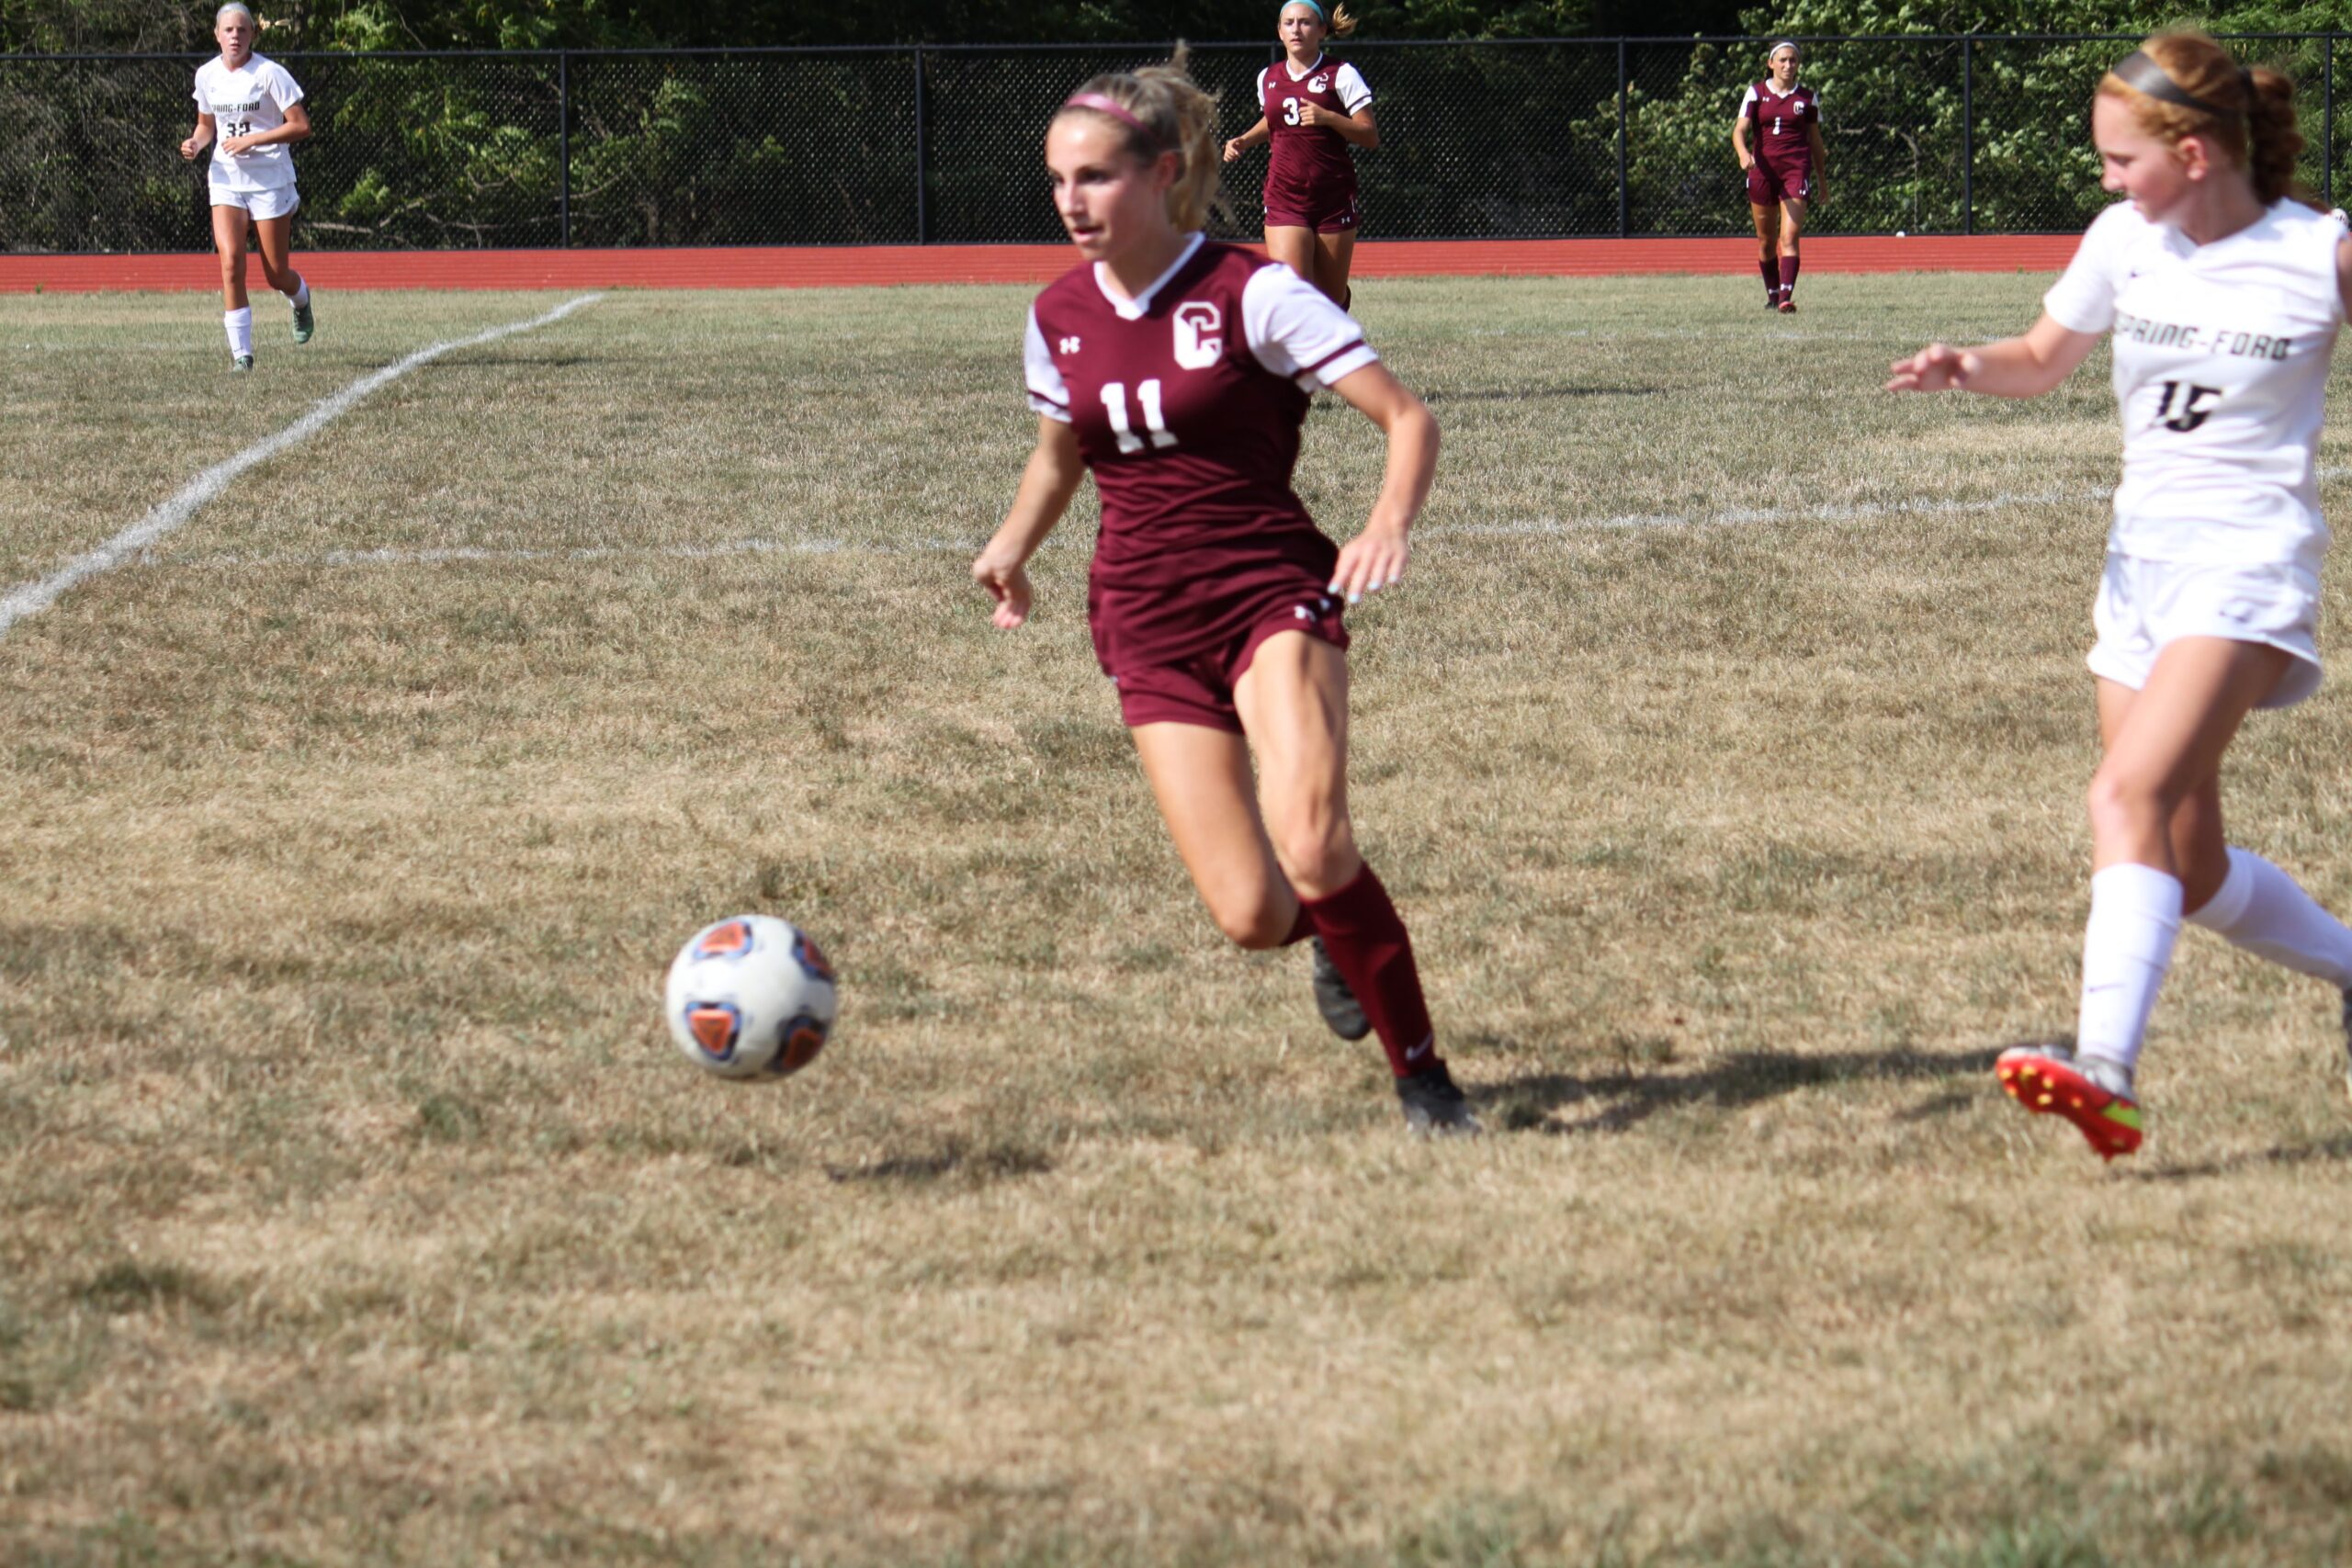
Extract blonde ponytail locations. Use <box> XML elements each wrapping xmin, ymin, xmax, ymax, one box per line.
<box><xmin>1277</xmin><ymin>2</ymin><xmax>1358</xmax><ymax>40</ymax></box>
<box><xmin>1056</xmin><ymin>45</ymin><xmax>1223</xmax><ymax>232</ymax></box>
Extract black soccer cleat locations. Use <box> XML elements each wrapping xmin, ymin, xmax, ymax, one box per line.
<box><xmin>1309</xmin><ymin>936</ymin><xmax>1372</xmax><ymax>1041</ymax></box>
<box><xmin>1396</xmin><ymin>1063</ymin><xmax>1481</xmax><ymax>1137</ymax></box>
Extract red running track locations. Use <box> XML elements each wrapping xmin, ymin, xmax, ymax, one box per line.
<box><xmin>0</xmin><ymin>236</ymin><xmax>2079</xmax><ymax>294</ymax></box>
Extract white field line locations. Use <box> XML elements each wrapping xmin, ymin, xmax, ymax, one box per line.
<box><xmin>133</xmin><ymin>483</ymin><xmax>2089</xmax><ymax>578</ymax></box>
<box><xmin>1430</xmin><ymin>462</ymin><xmax>2352</xmax><ymax>539</ymax></box>
<box><xmin>1427</xmin><ymin>483</ymin><xmax>2111</xmax><ymax>538</ymax></box>
<box><xmin>0</xmin><ymin>293</ymin><xmax>604</xmax><ymax>639</ymax></box>
<box><xmin>1470</xmin><ymin>326</ymin><xmax>1898</xmax><ymax>342</ymax></box>
<box><xmin>110</xmin><ymin>468</ymin><xmax>2352</xmax><ymax>581</ymax></box>
<box><xmin>148</xmin><ymin>534</ymin><xmax>977</xmax><ymax>573</ymax></box>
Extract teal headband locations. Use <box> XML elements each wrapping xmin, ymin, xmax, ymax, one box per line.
<box><xmin>1283</xmin><ymin>0</ymin><xmax>1326</xmax><ymax>18</ymax></box>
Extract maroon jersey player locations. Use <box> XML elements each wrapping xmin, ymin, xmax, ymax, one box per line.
<box><xmin>1222</xmin><ymin>3</ymin><xmax>1378</xmax><ymax>307</ymax></box>
<box><xmin>1732</xmin><ymin>40</ymin><xmax>1828</xmax><ymax>311</ymax></box>
<box><xmin>971</xmin><ymin>55</ymin><xmax>1473</xmax><ymax>1134</ymax></box>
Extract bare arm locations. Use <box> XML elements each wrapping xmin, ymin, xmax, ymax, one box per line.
<box><xmin>1323</xmin><ymin>363</ymin><xmax>1437</xmax><ymax>601</ymax></box>
<box><xmin>1805</xmin><ymin>122</ymin><xmax>1827</xmax><ymax>197</ymax></box>
<box><xmin>1732</xmin><ymin>113</ymin><xmax>1753</xmax><ymax>169</ymax></box>
<box><xmin>2337</xmin><ymin>233</ymin><xmax>2352</xmax><ymax>316</ymax></box>
<box><xmin>1885</xmin><ymin>311</ymin><xmax>2102</xmax><ymax>399</ymax></box>
<box><xmin>220</xmin><ymin>100</ymin><xmax>310</xmax><ymax>157</ymax></box>
<box><xmin>1297</xmin><ymin>101</ymin><xmax>1377</xmax><ymax>149</ymax></box>
<box><xmin>180</xmin><ymin>111</ymin><xmax>215</xmax><ymax>161</ymax></box>
<box><xmin>971</xmin><ymin>417</ymin><xmax>1087</xmax><ymax>628</ymax></box>
<box><xmin>1223</xmin><ymin>116</ymin><xmax>1271</xmax><ymax>163</ymax></box>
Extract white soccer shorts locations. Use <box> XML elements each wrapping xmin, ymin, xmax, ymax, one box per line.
<box><xmin>2088</xmin><ymin>551</ymin><xmax>2323</xmax><ymax>709</ymax></box>
<box><xmin>209</xmin><ymin>184</ymin><xmax>300</xmax><ymax>221</ymax></box>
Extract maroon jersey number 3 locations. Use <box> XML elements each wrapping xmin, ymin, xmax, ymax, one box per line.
<box><xmin>1260</xmin><ymin>54</ymin><xmax>1373</xmax><ymax>230</ymax></box>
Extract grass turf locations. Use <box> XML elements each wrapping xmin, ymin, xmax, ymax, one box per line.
<box><xmin>3</xmin><ymin>274</ymin><xmax>2352</xmax><ymax>1565</ymax></box>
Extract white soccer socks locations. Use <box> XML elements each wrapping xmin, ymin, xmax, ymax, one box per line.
<box><xmin>286</xmin><ymin>275</ymin><xmax>309</xmax><ymax>309</ymax></box>
<box><xmin>2187</xmin><ymin>847</ymin><xmax>2352</xmax><ymax>987</ymax></box>
<box><xmin>224</xmin><ymin>307</ymin><xmax>254</xmax><ymax>358</ymax></box>
<box><xmin>2068</xmin><ymin>852</ymin><xmax>2350</xmax><ymax>1093</ymax></box>
<box><xmin>2076</xmin><ymin>863</ymin><xmax>2184</xmax><ymax>1081</ymax></box>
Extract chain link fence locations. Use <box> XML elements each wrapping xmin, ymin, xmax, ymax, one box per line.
<box><xmin>6</xmin><ymin>34</ymin><xmax>2349</xmax><ymax>253</ymax></box>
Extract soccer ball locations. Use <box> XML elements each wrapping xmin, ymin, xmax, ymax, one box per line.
<box><xmin>664</xmin><ymin>915</ymin><xmax>838</xmax><ymax>1080</ymax></box>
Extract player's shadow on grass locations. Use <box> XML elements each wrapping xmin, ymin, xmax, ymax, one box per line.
<box><xmin>2118</xmin><ymin>1132</ymin><xmax>2352</xmax><ymax>1183</ymax></box>
<box><xmin>822</xmin><ymin>1136</ymin><xmax>1055</xmax><ymax>1190</ymax></box>
<box><xmin>1479</xmin><ymin>1045</ymin><xmax>2002</xmax><ymax>1137</ymax></box>
<box><xmin>441</xmin><ymin>354</ymin><xmax>597</xmax><ymax>368</ymax></box>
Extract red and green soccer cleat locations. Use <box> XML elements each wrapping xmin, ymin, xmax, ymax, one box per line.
<box><xmin>1996</xmin><ymin>1045</ymin><xmax>2143</xmax><ymax>1160</ymax></box>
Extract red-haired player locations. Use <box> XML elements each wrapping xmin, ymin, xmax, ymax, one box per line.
<box><xmin>1222</xmin><ymin>4</ymin><xmax>1378</xmax><ymax>306</ymax></box>
<box><xmin>972</xmin><ymin>56</ymin><xmax>1474</xmax><ymax>1134</ymax></box>
<box><xmin>1732</xmin><ymin>40</ymin><xmax>1826</xmax><ymax>311</ymax></box>
<box><xmin>1889</xmin><ymin>33</ymin><xmax>2352</xmax><ymax>1157</ymax></box>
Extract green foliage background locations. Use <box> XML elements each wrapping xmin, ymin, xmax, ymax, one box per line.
<box><xmin>3</xmin><ymin>2</ymin><xmax>2347</xmax><ymax>249</ymax></box>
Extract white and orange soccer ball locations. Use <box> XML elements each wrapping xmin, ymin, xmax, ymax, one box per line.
<box><xmin>663</xmin><ymin>915</ymin><xmax>838</xmax><ymax>1080</ymax></box>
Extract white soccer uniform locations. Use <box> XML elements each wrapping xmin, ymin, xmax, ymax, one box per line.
<box><xmin>2044</xmin><ymin>198</ymin><xmax>2346</xmax><ymax>706</ymax></box>
<box><xmin>195</xmin><ymin>54</ymin><xmax>305</xmax><ymax>219</ymax></box>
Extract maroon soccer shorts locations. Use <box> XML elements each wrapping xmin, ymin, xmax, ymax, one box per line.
<box><xmin>1263</xmin><ymin>188</ymin><xmax>1361</xmax><ymax>234</ymax></box>
<box><xmin>1106</xmin><ymin>592</ymin><xmax>1351</xmax><ymax>733</ymax></box>
<box><xmin>1746</xmin><ymin>161</ymin><xmax>1814</xmax><ymax>206</ymax></box>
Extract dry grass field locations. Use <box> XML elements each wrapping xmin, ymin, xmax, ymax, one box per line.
<box><xmin>5</xmin><ymin>273</ymin><xmax>2352</xmax><ymax>1566</ymax></box>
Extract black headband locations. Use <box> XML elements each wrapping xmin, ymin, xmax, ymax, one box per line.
<box><xmin>2109</xmin><ymin>49</ymin><xmax>2245</xmax><ymax>119</ymax></box>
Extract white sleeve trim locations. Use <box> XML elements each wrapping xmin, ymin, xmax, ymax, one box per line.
<box><xmin>2041</xmin><ymin>204</ymin><xmax>2133</xmax><ymax>336</ymax></box>
<box><xmin>1335</xmin><ymin>62</ymin><xmax>1374</xmax><ymax>114</ymax></box>
<box><xmin>1313</xmin><ymin>345</ymin><xmax>1380</xmax><ymax>385</ymax></box>
<box><xmin>1023</xmin><ymin>307</ymin><xmax>1072</xmax><ymax>423</ymax></box>
<box><xmin>1738</xmin><ymin>85</ymin><xmax>1758</xmax><ymax>115</ymax></box>
<box><xmin>1242</xmin><ymin>264</ymin><xmax>1378</xmax><ymax>389</ymax></box>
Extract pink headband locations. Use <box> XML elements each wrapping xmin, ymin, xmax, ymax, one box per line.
<box><xmin>1062</xmin><ymin>93</ymin><xmax>1160</xmax><ymax>148</ymax></box>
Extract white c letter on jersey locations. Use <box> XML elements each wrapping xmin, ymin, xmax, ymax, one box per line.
<box><xmin>1173</xmin><ymin>302</ymin><xmax>1224</xmax><ymax>371</ymax></box>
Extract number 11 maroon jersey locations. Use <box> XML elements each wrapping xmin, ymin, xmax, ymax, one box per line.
<box><xmin>1024</xmin><ymin>236</ymin><xmax>1378</xmax><ymax>673</ymax></box>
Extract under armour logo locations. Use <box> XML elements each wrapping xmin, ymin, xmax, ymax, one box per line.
<box><xmin>1058</xmin><ymin>336</ymin><xmax>1081</xmax><ymax>354</ymax></box>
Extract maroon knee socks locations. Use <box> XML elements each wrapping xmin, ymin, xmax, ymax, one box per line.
<box><xmin>1303</xmin><ymin>865</ymin><xmax>1439</xmax><ymax>1077</ymax></box>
